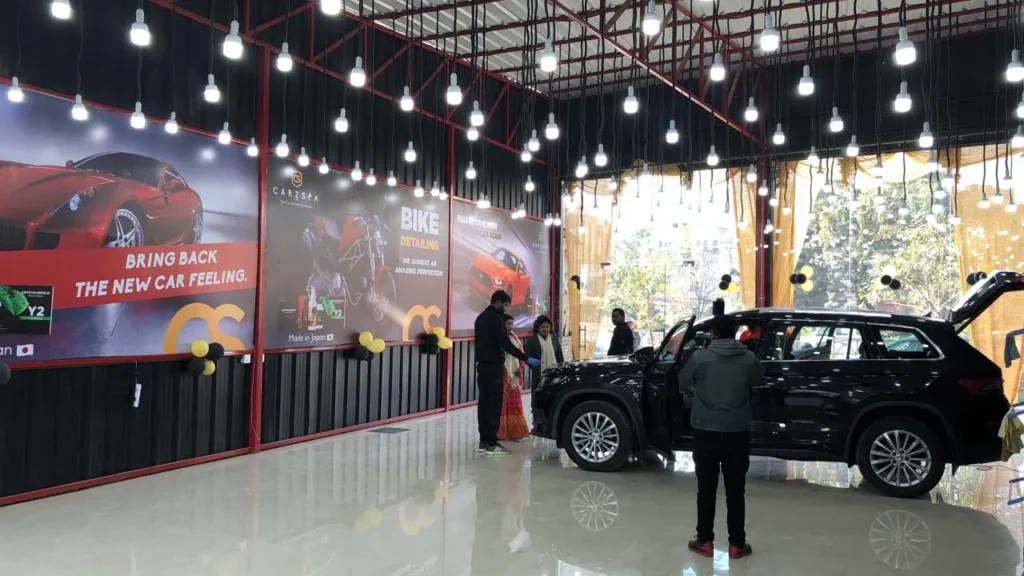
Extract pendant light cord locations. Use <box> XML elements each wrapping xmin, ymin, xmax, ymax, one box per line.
<box><xmin>13</xmin><ymin>0</ymin><xmax>21</xmax><ymax>77</ymax></box>
<box><xmin>77</xmin><ymin>0</ymin><xmax>85</xmax><ymax>95</ymax></box>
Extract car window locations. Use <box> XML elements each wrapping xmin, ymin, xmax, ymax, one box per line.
<box><xmin>73</xmin><ymin>153</ymin><xmax>161</xmax><ymax>187</ymax></box>
<box><xmin>877</xmin><ymin>329</ymin><xmax>939</xmax><ymax>359</ymax></box>
<box><xmin>658</xmin><ymin>319</ymin><xmax>692</xmax><ymax>362</ymax></box>
<box><xmin>163</xmin><ymin>166</ymin><xmax>187</xmax><ymax>190</ymax></box>
<box><xmin>769</xmin><ymin>323</ymin><xmax>869</xmax><ymax>361</ymax></box>
<box><xmin>519</xmin><ymin>261</ymin><xmax>528</xmax><ymax>275</ymax></box>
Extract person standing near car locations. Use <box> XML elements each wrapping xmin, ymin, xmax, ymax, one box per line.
<box><xmin>626</xmin><ymin>317</ymin><xmax>642</xmax><ymax>351</ymax></box>
<box><xmin>678</xmin><ymin>314</ymin><xmax>761</xmax><ymax>560</ymax></box>
<box><xmin>475</xmin><ymin>290</ymin><xmax>541</xmax><ymax>456</ymax></box>
<box><xmin>607</xmin><ymin>308</ymin><xmax>635</xmax><ymax>356</ymax></box>
<box><xmin>523</xmin><ymin>315</ymin><xmax>565</xmax><ymax>385</ymax></box>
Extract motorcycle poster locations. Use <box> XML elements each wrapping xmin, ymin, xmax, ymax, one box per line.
<box><xmin>263</xmin><ymin>157</ymin><xmax>449</xmax><ymax>349</ymax></box>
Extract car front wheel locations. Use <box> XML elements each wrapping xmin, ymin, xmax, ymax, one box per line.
<box><xmin>856</xmin><ymin>417</ymin><xmax>945</xmax><ymax>498</ymax></box>
<box><xmin>562</xmin><ymin>400</ymin><xmax>634</xmax><ymax>472</ymax></box>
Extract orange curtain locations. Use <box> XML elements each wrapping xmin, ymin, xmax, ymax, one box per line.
<box><xmin>729</xmin><ymin>169</ymin><xmax>757</xmax><ymax>309</ymax></box>
<box><xmin>563</xmin><ymin>179</ymin><xmax>615</xmax><ymax>360</ymax></box>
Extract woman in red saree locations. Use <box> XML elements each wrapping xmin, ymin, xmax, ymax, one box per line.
<box><xmin>498</xmin><ymin>314</ymin><xmax>530</xmax><ymax>441</ymax></box>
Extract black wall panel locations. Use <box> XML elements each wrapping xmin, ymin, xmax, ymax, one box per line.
<box><xmin>449</xmin><ymin>339</ymin><xmax>536</xmax><ymax>407</ymax></box>
<box><xmin>0</xmin><ymin>358</ymin><xmax>249</xmax><ymax>498</ymax></box>
<box><xmin>261</xmin><ymin>343</ymin><xmax>442</xmax><ymax>445</ymax></box>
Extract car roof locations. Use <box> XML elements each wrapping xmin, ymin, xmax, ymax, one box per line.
<box><xmin>694</xmin><ymin>307</ymin><xmax>951</xmax><ymax>328</ymax></box>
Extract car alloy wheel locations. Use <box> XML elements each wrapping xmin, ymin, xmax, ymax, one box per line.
<box><xmin>869</xmin><ymin>430</ymin><xmax>933</xmax><ymax>488</ymax></box>
<box><xmin>105</xmin><ymin>208</ymin><xmax>145</xmax><ymax>247</ymax></box>
<box><xmin>869</xmin><ymin>509</ymin><xmax>932</xmax><ymax>570</ymax></box>
<box><xmin>571</xmin><ymin>412</ymin><xmax>620</xmax><ymax>464</ymax></box>
<box><xmin>570</xmin><ymin>481</ymin><xmax>619</xmax><ymax>532</ymax></box>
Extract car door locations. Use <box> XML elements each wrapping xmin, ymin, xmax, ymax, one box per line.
<box><xmin>159</xmin><ymin>165</ymin><xmax>195</xmax><ymax>244</ymax></box>
<box><xmin>948</xmin><ymin>270</ymin><xmax>1024</xmax><ymax>332</ymax></box>
<box><xmin>642</xmin><ymin>317</ymin><xmax>694</xmax><ymax>455</ymax></box>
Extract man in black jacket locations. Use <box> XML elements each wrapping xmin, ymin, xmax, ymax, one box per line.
<box><xmin>607</xmin><ymin>308</ymin><xmax>635</xmax><ymax>356</ymax></box>
<box><xmin>475</xmin><ymin>290</ymin><xmax>541</xmax><ymax>455</ymax></box>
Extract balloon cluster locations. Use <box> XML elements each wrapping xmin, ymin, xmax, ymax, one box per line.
<box><xmin>716</xmin><ymin>274</ymin><xmax>740</xmax><ymax>295</ymax></box>
<box><xmin>349</xmin><ymin>331</ymin><xmax>386</xmax><ymax>361</ymax></box>
<box><xmin>789</xmin><ymin>265</ymin><xmax>815</xmax><ymax>292</ymax></box>
<box><xmin>879</xmin><ymin>275</ymin><xmax>903</xmax><ymax>291</ymax></box>
<box><xmin>0</xmin><ymin>361</ymin><xmax>10</xmax><ymax>386</ymax></box>
<box><xmin>186</xmin><ymin>340</ymin><xmax>225</xmax><ymax>376</ymax></box>
<box><xmin>421</xmin><ymin>327</ymin><xmax>453</xmax><ymax>355</ymax></box>
<box><xmin>966</xmin><ymin>271</ymin><xmax>989</xmax><ymax>286</ymax></box>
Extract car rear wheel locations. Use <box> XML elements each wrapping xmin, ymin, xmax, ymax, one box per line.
<box><xmin>856</xmin><ymin>417</ymin><xmax>945</xmax><ymax>499</ymax></box>
<box><xmin>562</xmin><ymin>400</ymin><xmax>633</xmax><ymax>472</ymax></box>
<box><xmin>104</xmin><ymin>208</ymin><xmax>145</xmax><ymax>248</ymax></box>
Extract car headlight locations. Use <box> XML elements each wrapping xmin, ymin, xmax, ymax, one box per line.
<box><xmin>53</xmin><ymin>188</ymin><xmax>96</xmax><ymax>214</ymax></box>
<box><xmin>493</xmin><ymin>277</ymin><xmax>504</xmax><ymax>286</ymax></box>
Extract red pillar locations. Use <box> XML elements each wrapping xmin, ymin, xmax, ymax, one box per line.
<box><xmin>248</xmin><ymin>46</ymin><xmax>271</xmax><ymax>452</ymax></box>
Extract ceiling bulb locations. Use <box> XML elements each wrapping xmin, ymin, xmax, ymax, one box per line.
<box><xmin>919</xmin><ymin>121</ymin><xmax>934</xmax><ymax>148</ymax></box>
<box><xmin>297</xmin><ymin>147</ymin><xmax>309</xmax><ymax>166</ymax></box>
<box><xmin>467</xmin><ymin>126</ymin><xmax>479</xmax><ymax>141</ymax></box>
<box><xmin>807</xmin><ymin>146</ymin><xmax>819</xmax><ymax>165</ymax></box>
<box><xmin>204</xmin><ymin>74</ymin><xmax>221</xmax><ymax>103</ymax></box>
<box><xmin>949</xmin><ymin>214</ymin><xmax>961</xmax><ymax>225</ymax></box>
<box><xmin>130</xmin><ymin>101</ymin><xmax>146</xmax><ymax>129</ymax></box>
<box><xmin>349</xmin><ymin>57</ymin><xmax>366</xmax><ymax>87</ymax></box>
<box><xmin>1008</xmin><ymin>49</ymin><xmax>1024</xmax><ymax>83</ymax></box>
<box><xmin>477</xmin><ymin>195</ymin><xmax>491</xmax><ymax>209</ymax></box>
<box><xmin>165</xmin><ymin>111</ymin><xmax>178</xmax><ymax>134</ymax></box>
<box><xmin>642</xmin><ymin>0</ymin><xmax>661</xmax><ymax>36</ymax></box>
<box><xmin>222</xmin><ymin>20</ymin><xmax>244</xmax><ymax>60</ymax></box>
<box><xmin>894</xmin><ymin>81</ymin><xmax>912</xmax><ymax>113</ymax></box>
<box><xmin>769</xmin><ymin>196</ymin><xmax>779</xmax><ymax>207</ymax></box>
<box><xmin>925</xmin><ymin>151</ymin><xmax>939</xmax><ymax>172</ymax></box>
<box><xmin>445</xmin><ymin>73</ymin><xmax>462</xmax><ymax>106</ymax></box>
<box><xmin>275</xmin><ymin>134</ymin><xmax>289</xmax><ymax>157</ymax></box>
<box><xmin>321</xmin><ymin>0</ymin><xmax>342</xmax><ymax>15</ymax></box>
<box><xmin>525</xmin><ymin>176</ymin><xmax>536</xmax><ymax>192</ymax></box>
<box><xmin>898</xmin><ymin>205</ymin><xmax>910</xmax><ymax>216</ymax></box>
<box><xmin>465</xmin><ymin>162</ymin><xmax>477</xmax><ymax>180</ymax></box>
<box><xmin>746</xmin><ymin>163</ymin><xmax>757</xmax><ymax>183</ymax></box>
<box><xmin>934</xmin><ymin>186</ymin><xmax>947</xmax><ymax>200</ymax></box>
<box><xmin>665</xmin><ymin>120</ymin><xmax>679</xmax><ymax>144</ymax></box>
<box><xmin>846</xmin><ymin>135</ymin><xmax>860</xmax><ymax>157</ymax></box>
<box><xmin>639</xmin><ymin>163</ymin><xmax>653</xmax><ymax>187</ymax></box>
<box><xmin>539</xmin><ymin>39</ymin><xmax>558</xmax><ymax>73</ymax></box>
<box><xmin>709</xmin><ymin>53</ymin><xmax>726</xmax><ymax>82</ymax></box>
<box><xmin>772</xmin><ymin>123</ymin><xmax>785</xmax><ymax>145</ymax></box>
<box><xmin>1008</xmin><ymin>200</ymin><xmax>1019</xmax><ymax>213</ymax></box>
<box><xmin>993</xmin><ymin>189</ymin><xmax>1005</xmax><ymax>205</ymax></box>
<box><xmin>351</xmin><ymin>161</ymin><xmax>363</xmax><ymax>181</ymax></box>
<box><xmin>71</xmin><ymin>94</ymin><xmax>88</xmax><ymax>121</ymax></box>
<box><xmin>737</xmin><ymin>218</ymin><xmax>748</xmax><ymax>229</ymax></box>
<box><xmin>414</xmin><ymin>180</ymin><xmax>424</xmax><ymax>197</ymax></box>
<box><xmin>1013</xmin><ymin>125</ymin><xmax>1024</xmax><ymax>148</ymax></box>
<box><xmin>470</xmin><ymin>100</ymin><xmax>485</xmax><ymax>127</ymax></box>
<box><xmin>829</xmin><ymin>106</ymin><xmax>844</xmax><ymax>132</ymax></box>
<box><xmin>520</xmin><ymin>145</ymin><xmax>532</xmax><ymax>163</ymax></box>
<box><xmin>941</xmin><ymin>168</ymin><xmax>955</xmax><ymax>189</ymax></box>
<box><xmin>50</xmin><ymin>0</ymin><xmax>72</xmax><ymax>20</ymax></box>
<box><xmin>758</xmin><ymin>180</ymin><xmax>768</xmax><ymax>197</ymax></box>
<box><xmin>545</xmin><ymin>113</ymin><xmax>559</xmax><ymax>140</ymax></box>
<box><xmin>334</xmin><ymin>108</ymin><xmax>349</xmax><ymax>133</ymax></box>
<box><xmin>399</xmin><ymin>85</ymin><xmax>415</xmax><ymax>111</ymax></box>
<box><xmin>404</xmin><ymin>141</ymin><xmax>417</xmax><ymax>163</ymax></box>
<box><xmin>744</xmin><ymin>97</ymin><xmax>759</xmax><ymax>122</ymax></box>
<box><xmin>386</xmin><ymin>171</ymin><xmax>397</xmax><ymax>187</ymax></box>
<box><xmin>439</xmin><ymin>187</ymin><xmax>449</xmax><ymax>200</ymax></box>
<box><xmin>575</xmin><ymin>157</ymin><xmax>589</xmax><ymax>178</ymax></box>
<box><xmin>798</xmin><ymin>65</ymin><xmax>814</xmax><ymax>96</ymax></box>
<box><xmin>277</xmin><ymin>42</ymin><xmax>293</xmax><ymax>72</ymax></box>
<box><xmin>594</xmin><ymin>143</ymin><xmax>608</xmax><ymax>166</ymax></box>
<box><xmin>130</xmin><ymin>8</ymin><xmax>151</xmax><ymax>47</ymax></box>
<box><xmin>7</xmin><ymin>77</ymin><xmax>24</xmax><ymax>103</ymax></box>
<box><xmin>782</xmin><ymin>204</ymin><xmax>792</xmax><ymax>215</ymax></box>
<box><xmin>760</xmin><ymin>13</ymin><xmax>780</xmax><ymax>52</ymax></box>
<box><xmin>218</xmin><ymin>122</ymin><xmax>233</xmax><ymax>145</ymax></box>
<box><xmin>429</xmin><ymin>181</ymin><xmax>440</xmax><ymax>196</ymax></box>
<box><xmin>365</xmin><ymin>169</ymin><xmax>377</xmax><ymax>186</ymax></box>
<box><xmin>1017</xmin><ymin>93</ymin><xmax>1024</xmax><ymax>119</ymax></box>
<box><xmin>247</xmin><ymin>137</ymin><xmax>258</xmax><ymax>157</ymax></box>
<box><xmin>707</xmin><ymin>145</ymin><xmax>719</xmax><ymax>167</ymax></box>
<box><xmin>979</xmin><ymin>195</ymin><xmax>991</xmax><ymax>209</ymax></box>
<box><xmin>528</xmin><ymin>129</ymin><xmax>541</xmax><ymax>151</ymax></box>
<box><xmin>320</xmin><ymin>158</ymin><xmax>330</xmax><ymax>175</ymax></box>
<box><xmin>894</xmin><ymin>26</ymin><xmax>917</xmax><ymax>66</ymax></box>
<box><xmin>544</xmin><ymin>214</ymin><xmax>554</xmax><ymax>226</ymax></box>
<box><xmin>871</xmin><ymin>156</ymin><xmax>885</xmax><ymax>179</ymax></box>
<box><xmin>764</xmin><ymin>220</ymin><xmax>775</xmax><ymax>234</ymax></box>
<box><xmin>608</xmin><ymin>177</ymin><xmax>618</xmax><ymax>190</ymax></box>
<box><xmin>623</xmin><ymin>85</ymin><xmax>639</xmax><ymax>114</ymax></box>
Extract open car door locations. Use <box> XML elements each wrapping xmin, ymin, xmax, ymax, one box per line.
<box><xmin>948</xmin><ymin>271</ymin><xmax>1024</xmax><ymax>333</ymax></box>
<box><xmin>642</xmin><ymin>316</ymin><xmax>695</xmax><ymax>457</ymax></box>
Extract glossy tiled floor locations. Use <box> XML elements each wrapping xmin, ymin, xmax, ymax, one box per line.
<box><xmin>1</xmin><ymin>398</ymin><xmax>1022</xmax><ymax>575</ymax></box>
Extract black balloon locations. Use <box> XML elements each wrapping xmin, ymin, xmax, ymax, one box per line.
<box><xmin>977</xmin><ymin>271</ymin><xmax>988</xmax><ymax>281</ymax></box>
<box><xmin>186</xmin><ymin>357</ymin><xmax>206</xmax><ymax>376</ymax></box>
<box><xmin>966</xmin><ymin>272</ymin><xmax>977</xmax><ymax>286</ymax></box>
<box><xmin>205</xmin><ymin>342</ymin><xmax>225</xmax><ymax>361</ymax></box>
<box><xmin>718</xmin><ymin>280</ymin><xmax>729</xmax><ymax>291</ymax></box>
<box><xmin>880</xmin><ymin>274</ymin><xmax>892</xmax><ymax>286</ymax></box>
<box><xmin>0</xmin><ymin>362</ymin><xmax>10</xmax><ymax>385</ymax></box>
<box><xmin>425</xmin><ymin>334</ymin><xmax>440</xmax><ymax>346</ymax></box>
<box><xmin>570</xmin><ymin>274</ymin><xmax>581</xmax><ymax>289</ymax></box>
<box><xmin>421</xmin><ymin>343</ymin><xmax>439</xmax><ymax>355</ymax></box>
<box><xmin>721</xmin><ymin>274</ymin><xmax>733</xmax><ymax>283</ymax></box>
<box><xmin>796</xmin><ymin>273</ymin><xmax>808</xmax><ymax>284</ymax></box>
<box><xmin>350</xmin><ymin>347</ymin><xmax>371</xmax><ymax>361</ymax></box>
<box><xmin>789</xmin><ymin>273</ymin><xmax>798</xmax><ymax>284</ymax></box>
<box><xmin>889</xmin><ymin>279</ymin><xmax>902</xmax><ymax>290</ymax></box>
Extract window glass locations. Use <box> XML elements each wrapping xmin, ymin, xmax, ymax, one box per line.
<box><xmin>74</xmin><ymin>153</ymin><xmax>161</xmax><ymax>187</ymax></box>
<box><xmin>736</xmin><ymin>324</ymin><xmax>762</xmax><ymax>354</ymax></box>
<box><xmin>769</xmin><ymin>323</ymin><xmax>868</xmax><ymax>361</ymax></box>
<box><xmin>878</xmin><ymin>329</ymin><xmax>939</xmax><ymax>359</ymax></box>
<box><xmin>658</xmin><ymin>319</ymin><xmax>691</xmax><ymax>362</ymax></box>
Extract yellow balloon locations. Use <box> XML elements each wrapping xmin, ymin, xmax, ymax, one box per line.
<box><xmin>191</xmin><ymin>340</ymin><xmax>210</xmax><ymax>358</ymax></box>
<box><xmin>800</xmin><ymin>279</ymin><xmax>815</xmax><ymax>292</ymax></box>
<box><xmin>882</xmin><ymin>264</ymin><xmax>898</xmax><ymax>277</ymax></box>
<box><xmin>431</xmin><ymin>327</ymin><xmax>446</xmax><ymax>339</ymax></box>
<box><xmin>358</xmin><ymin>331</ymin><xmax>374</xmax><ymax>347</ymax></box>
<box><xmin>800</xmin><ymin>265</ymin><xmax>814</xmax><ymax>279</ymax></box>
<box><xmin>366</xmin><ymin>508</ymin><xmax>382</xmax><ymax>527</ymax></box>
<box><xmin>369</xmin><ymin>338</ymin><xmax>386</xmax><ymax>354</ymax></box>
<box><xmin>438</xmin><ymin>337</ymin><xmax>453</xmax><ymax>350</ymax></box>
<box><xmin>202</xmin><ymin>359</ymin><xmax>216</xmax><ymax>376</ymax></box>
<box><xmin>728</xmin><ymin>282</ymin><xmax>739</xmax><ymax>294</ymax></box>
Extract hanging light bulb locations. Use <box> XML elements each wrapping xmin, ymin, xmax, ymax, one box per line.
<box><xmin>941</xmin><ymin>168</ymin><xmax>955</xmax><ymax>189</ymax></box>
<box><xmin>894</xmin><ymin>81</ymin><xmax>912</xmax><ymax>113</ymax></box>
<box><xmin>871</xmin><ymin>156</ymin><xmax>885</xmax><ymax>180</ymax></box>
<box><xmin>525</xmin><ymin>176</ymin><xmax>536</xmax><ymax>192</ymax></box>
<box><xmin>1008</xmin><ymin>49</ymin><xmax>1024</xmax><ymax>83</ymax></box>
<box><xmin>321</xmin><ymin>0</ymin><xmax>342</xmax><ymax>15</ymax></box>
<box><xmin>665</xmin><ymin>121</ymin><xmax>679</xmax><ymax>144</ymax></box>
<box><xmin>737</xmin><ymin>218</ymin><xmax>749</xmax><ymax>229</ymax></box>
<box><xmin>707</xmin><ymin>145</ymin><xmax>719</xmax><ymax>166</ymax></box>
<box><xmin>934</xmin><ymin>184</ymin><xmax>947</xmax><ymax>199</ymax></box>
<box><xmin>465</xmin><ymin>162</ymin><xmax>477</xmax><ymax>180</ymax></box>
<box><xmin>782</xmin><ymin>203</ymin><xmax>792</xmax><ymax>215</ymax></box>
<box><xmin>623</xmin><ymin>85</ymin><xmax>639</xmax><ymax>114</ymax></box>
<box><xmin>351</xmin><ymin>161</ymin><xmax>363</xmax><ymax>181</ymax></box>
<box><xmin>807</xmin><ymin>146</ymin><xmax>819</xmax><ymax>165</ymax></box>
<box><xmin>395</xmin><ymin>86</ymin><xmax>414</xmax><ymax>112</ymax></box>
<box><xmin>594</xmin><ymin>143</ymin><xmax>608</xmax><ymax>166</ymax></box>
<box><xmin>746</xmin><ymin>164</ymin><xmax>757</xmax><ymax>183</ymax></box>
<box><xmin>439</xmin><ymin>187</ymin><xmax>449</xmax><ymax>200</ymax></box>
<box><xmin>760</xmin><ymin>13</ymin><xmax>780</xmax><ymax>52</ymax></box>
<box><xmin>247</xmin><ymin>137</ymin><xmax>258</xmax><ymax>157</ymax></box>
<box><xmin>949</xmin><ymin>213</ymin><xmax>961</xmax><ymax>225</ymax></box>
<box><xmin>575</xmin><ymin>157</ymin><xmax>588</xmax><ymax>178</ymax></box>
<box><xmin>829</xmin><ymin>106</ymin><xmax>844</xmax><ymax>132</ymax></box>
<box><xmin>772</xmin><ymin>123</ymin><xmax>786</xmax><ymax>146</ymax></box>
<box><xmin>467</xmin><ymin>126</ymin><xmax>479</xmax><ymax>141</ymax></box>
<box><xmin>334</xmin><ymin>108</ymin><xmax>349</xmax><ymax>133</ymax></box>
<box><xmin>365</xmin><ymin>169</ymin><xmax>377</xmax><ymax>186</ymax></box>
<box><xmin>764</xmin><ymin>220</ymin><xmax>775</xmax><ymax>234</ymax></box>
<box><xmin>642</xmin><ymin>0</ymin><xmax>661</xmax><ymax>36</ymax></box>
<box><xmin>979</xmin><ymin>193</ymin><xmax>991</xmax><ymax>209</ymax></box>
<box><xmin>898</xmin><ymin>204</ymin><xmax>910</xmax><ymax>216</ymax></box>
<box><xmin>608</xmin><ymin>177</ymin><xmax>618</xmax><ymax>191</ymax></box>
<box><xmin>130</xmin><ymin>101</ymin><xmax>146</xmax><ymax>129</ymax></box>
<box><xmin>993</xmin><ymin>188</ymin><xmax>1005</xmax><ymax>205</ymax></box>
<box><xmin>769</xmin><ymin>195</ymin><xmax>779</xmax><ymax>207</ymax></box>
<box><xmin>915</xmin><ymin>122</ymin><xmax>935</xmax><ymax>149</ymax></box>
<box><xmin>387</xmin><ymin>170</ymin><xmax>397</xmax><ymax>187</ymax></box>
<box><xmin>744</xmin><ymin>97</ymin><xmax>759</xmax><ymax>122</ymax></box>
<box><xmin>528</xmin><ymin>129</ymin><xmax>541</xmax><ymax>151</ymax></box>
<box><xmin>445</xmin><ymin>73</ymin><xmax>462</xmax><ymax>106</ymax></box>
<box><xmin>520</xmin><ymin>145</ymin><xmax>532</xmax><ymax>163</ymax></box>
<box><xmin>414</xmin><ymin>180</ymin><xmax>425</xmax><ymax>197</ymax></box>
<box><xmin>539</xmin><ymin>40</ymin><xmax>558</xmax><ymax>73</ymax></box>
<box><xmin>754</xmin><ymin>181</ymin><xmax>767</xmax><ymax>198</ymax></box>
<box><xmin>204</xmin><ymin>74</ymin><xmax>221</xmax><ymax>103</ymax></box>
<box><xmin>1013</xmin><ymin>125</ymin><xmax>1024</xmax><ymax>148</ymax></box>
<box><xmin>297</xmin><ymin>147</ymin><xmax>309</xmax><ymax>166</ymax></box>
<box><xmin>1017</xmin><ymin>93</ymin><xmax>1024</xmax><ymax>120</ymax></box>
<box><xmin>219</xmin><ymin>122</ymin><xmax>233</xmax><ymax>145</ymax></box>
<box><xmin>50</xmin><ymin>0</ymin><xmax>72</xmax><ymax>20</ymax></box>
<box><xmin>709</xmin><ymin>53</ymin><xmax>726</xmax><ymax>82</ymax></box>
<box><xmin>349</xmin><ymin>57</ymin><xmax>366</xmax><ymax>87</ymax></box>
<box><xmin>894</xmin><ymin>26</ymin><xmax>917</xmax><ymax>66</ymax></box>
<box><xmin>798</xmin><ymin>65</ymin><xmax>814</xmax><ymax>96</ymax></box>
<box><xmin>638</xmin><ymin>163</ymin><xmax>653</xmax><ymax>187</ymax></box>
<box><xmin>277</xmin><ymin>42</ymin><xmax>293</xmax><ymax>72</ymax></box>
<box><xmin>477</xmin><ymin>195</ymin><xmax>490</xmax><ymax>209</ymax></box>
<box><xmin>71</xmin><ymin>94</ymin><xmax>88</xmax><ymax>121</ymax></box>
<box><xmin>430</xmin><ymin>181</ymin><xmax>440</xmax><ymax>197</ymax></box>
<box><xmin>320</xmin><ymin>158</ymin><xmax>330</xmax><ymax>175</ymax></box>
<box><xmin>845</xmin><ymin>135</ymin><xmax>860</xmax><ymax>157</ymax></box>
<box><xmin>404</xmin><ymin>141</ymin><xmax>417</xmax><ymax>163</ymax></box>
<box><xmin>7</xmin><ymin>77</ymin><xmax>24</xmax><ymax>103</ymax></box>
<box><xmin>544</xmin><ymin>214</ymin><xmax>554</xmax><ymax>226</ymax></box>
<box><xmin>158</xmin><ymin>110</ymin><xmax>176</xmax><ymax>134</ymax></box>
<box><xmin>931</xmin><ymin>201</ymin><xmax>944</xmax><ymax>214</ymax></box>
<box><xmin>545</xmin><ymin>113</ymin><xmax>559</xmax><ymax>140</ymax></box>
<box><xmin>1008</xmin><ymin>200</ymin><xmax>1018</xmax><ymax>213</ymax></box>
<box><xmin>275</xmin><ymin>134</ymin><xmax>289</xmax><ymax>157</ymax></box>
<box><xmin>469</xmin><ymin>100</ymin><xmax>485</xmax><ymax>127</ymax></box>
<box><xmin>130</xmin><ymin>8</ymin><xmax>151</xmax><ymax>47</ymax></box>
<box><xmin>925</xmin><ymin>151</ymin><xmax>939</xmax><ymax>172</ymax></box>
<box><xmin>222</xmin><ymin>20</ymin><xmax>244</xmax><ymax>60</ymax></box>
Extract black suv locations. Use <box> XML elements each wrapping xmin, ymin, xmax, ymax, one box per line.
<box><xmin>532</xmin><ymin>272</ymin><xmax>1022</xmax><ymax>498</ymax></box>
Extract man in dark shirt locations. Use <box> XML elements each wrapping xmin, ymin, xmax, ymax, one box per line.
<box><xmin>474</xmin><ymin>290</ymin><xmax>540</xmax><ymax>455</ymax></box>
<box><xmin>607</xmin><ymin>308</ymin><xmax>635</xmax><ymax>356</ymax></box>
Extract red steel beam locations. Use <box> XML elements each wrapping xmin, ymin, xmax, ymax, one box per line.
<box><xmin>252</xmin><ymin>2</ymin><xmax>313</xmax><ymax>35</ymax></box>
<box><xmin>370</xmin><ymin>0</ymin><xmax>505</xmax><ymax>21</ymax></box>
<box><xmin>446</xmin><ymin>69</ymin><xmax>484</xmax><ymax>121</ymax></box>
<box><xmin>312</xmin><ymin>22</ymin><xmax>365</xmax><ymax>63</ymax></box>
<box><xmin>486</xmin><ymin>83</ymin><xmax>510</xmax><ymax>122</ymax></box>
<box><xmin>413</xmin><ymin>59</ymin><xmax>449</xmax><ymax>98</ymax></box>
<box><xmin>670</xmin><ymin>0</ymin><xmax>750</xmax><ymax>62</ymax></box>
<box><xmin>371</xmin><ymin>44</ymin><xmax>410</xmax><ymax>80</ymax></box>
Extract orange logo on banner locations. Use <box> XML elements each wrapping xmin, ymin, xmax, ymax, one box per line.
<box><xmin>292</xmin><ymin>171</ymin><xmax>303</xmax><ymax>187</ymax></box>
<box><xmin>402</xmin><ymin>304</ymin><xmax>442</xmax><ymax>341</ymax></box>
<box><xmin>162</xmin><ymin>303</ymin><xmax>247</xmax><ymax>353</ymax></box>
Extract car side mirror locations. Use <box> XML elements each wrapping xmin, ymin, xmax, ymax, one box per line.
<box><xmin>65</xmin><ymin>160</ymin><xmax>74</xmax><ymax>168</ymax></box>
<box><xmin>632</xmin><ymin>346</ymin><xmax>655</xmax><ymax>363</ymax></box>
<box><xmin>166</xmin><ymin>179</ymin><xmax>185</xmax><ymax>193</ymax></box>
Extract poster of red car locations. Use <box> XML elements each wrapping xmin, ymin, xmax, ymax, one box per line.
<box><xmin>450</xmin><ymin>201</ymin><xmax>551</xmax><ymax>337</ymax></box>
<box><xmin>0</xmin><ymin>90</ymin><xmax>258</xmax><ymax>362</ymax></box>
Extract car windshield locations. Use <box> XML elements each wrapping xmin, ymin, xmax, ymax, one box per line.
<box><xmin>73</xmin><ymin>153</ymin><xmax>161</xmax><ymax>188</ymax></box>
<box><xmin>657</xmin><ymin>319</ymin><xmax>691</xmax><ymax>362</ymax></box>
<box><xmin>493</xmin><ymin>248</ymin><xmax>518</xmax><ymax>269</ymax></box>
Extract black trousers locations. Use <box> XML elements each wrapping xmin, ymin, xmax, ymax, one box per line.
<box><xmin>476</xmin><ymin>362</ymin><xmax>504</xmax><ymax>446</ymax></box>
<box><xmin>693</xmin><ymin>428</ymin><xmax>750</xmax><ymax>546</ymax></box>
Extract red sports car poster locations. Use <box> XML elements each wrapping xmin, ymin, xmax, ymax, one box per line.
<box><xmin>263</xmin><ymin>157</ymin><xmax>449</xmax><ymax>348</ymax></box>
<box><xmin>450</xmin><ymin>201</ymin><xmax>551</xmax><ymax>337</ymax></box>
<box><xmin>0</xmin><ymin>90</ymin><xmax>258</xmax><ymax>362</ymax></box>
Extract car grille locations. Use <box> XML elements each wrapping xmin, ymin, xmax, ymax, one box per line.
<box><xmin>473</xmin><ymin>268</ymin><xmax>492</xmax><ymax>285</ymax></box>
<box><xmin>0</xmin><ymin>224</ymin><xmax>27</xmax><ymax>251</ymax></box>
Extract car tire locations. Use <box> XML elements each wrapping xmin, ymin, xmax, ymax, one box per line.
<box><xmin>856</xmin><ymin>416</ymin><xmax>945</xmax><ymax>499</ymax></box>
<box><xmin>104</xmin><ymin>207</ymin><xmax>146</xmax><ymax>248</ymax></box>
<box><xmin>562</xmin><ymin>400</ymin><xmax>634</xmax><ymax>472</ymax></box>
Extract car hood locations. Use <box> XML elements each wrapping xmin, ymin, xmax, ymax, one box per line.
<box><xmin>471</xmin><ymin>253</ymin><xmax>509</xmax><ymax>274</ymax></box>
<box><xmin>0</xmin><ymin>163</ymin><xmax>116</xmax><ymax>222</ymax></box>
<box><xmin>547</xmin><ymin>354</ymin><xmax>645</xmax><ymax>377</ymax></box>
